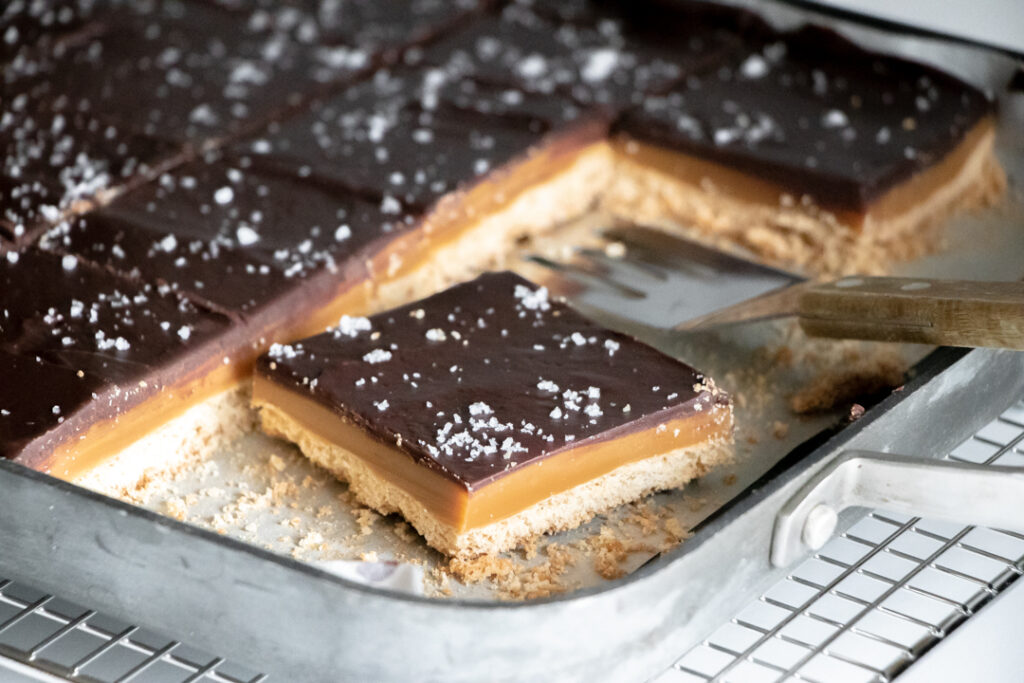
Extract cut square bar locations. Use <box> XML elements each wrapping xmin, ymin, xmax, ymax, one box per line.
<box><xmin>252</xmin><ymin>272</ymin><xmax>732</xmax><ymax>556</ymax></box>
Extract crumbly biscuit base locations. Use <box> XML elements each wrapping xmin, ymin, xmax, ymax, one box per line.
<box><xmin>258</xmin><ymin>400</ymin><xmax>733</xmax><ymax>558</ymax></box>
<box><xmin>370</xmin><ymin>142</ymin><xmax>613</xmax><ymax>312</ymax></box>
<box><xmin>73</xmin><ymin>385</ymin><xmax>255</xmax><ymax>500</ymax></box>
<box><xmin>69</xmin><ymin>145</ymin><xmax>612</xmax><ymax>495</ymax></box>
<box><xmin>605</xmin><ymin>129</ymin><xmax>1005</xmax><ymax>278</ymax></box>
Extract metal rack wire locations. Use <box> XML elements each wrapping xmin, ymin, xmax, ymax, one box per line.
<box><xmin>662</xmin><ymin>400</ymin><xmax>1024</xmax><ymax>683</ymax></box>
<box><xmin>0</xmin><ymin>580</ymin><xmax>266</xmax><ymax>683</ymax></box>
<box><xmin>4</xmin><ymin>401</ymin><xmax>1024</xmax><ymax>682</ymax></box>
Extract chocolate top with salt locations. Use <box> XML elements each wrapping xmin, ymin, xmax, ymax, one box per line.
<box><xmin>416</xmin><ymin>1</ymin><xmax>742</xmax><ymax>110</ymax></box>
<box><xmin>256</xmin><ymin>272</ymin><xmax>726</xmax><ymax>490</ymax></box>
<box><xmin>0</xmin><ymin>0</ymin><xmax>486</xmax><ymax>242</ymax></box>
<box><xmin>42</xmin><ymin>154</ymin><xmax>417</xmax><ymax>319</ymax></box>
<box><xmin>0</xmin><ymin>247</ymin><xmax>231</xmax><ymax>465</ymax></box>
<box><xmin>238</xmin><ymin>64</ymin><xmax>595</xmax><ymax>210</ymax></box>
<box><xmin>614</xmin><ymin>24</ymin><xmax>993</xmax><ymax>211</ymax></box>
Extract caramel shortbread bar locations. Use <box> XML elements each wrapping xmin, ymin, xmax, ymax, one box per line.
<box><xmin>607</xmin><ymin>24</ymin><xmax>1004</xmax><ymax>276</ymax></box>
<box><xmin>252</xmin><ymin>272</ymin><xmax>733</xmax><ymax>557</ymax></box>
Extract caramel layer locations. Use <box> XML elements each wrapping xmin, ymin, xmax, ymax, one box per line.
<box><xmin>50</xmin><ymin>134</ymin><xmax>606</xmax><ymax>482</ymax></box>
<box><xmin>253</xmin><ymin>375</ymin><xmax>732</xmax><ymax>532</ymax></box>
<box><xmin>370</xmin><ymin>122</ymin><xmax>608</xmax><ymax>283</ymax></box>
<box><xmin>50</xmin><ymin>280</ymin><xmax>376</xmax><ymax>481</ymax></box>
<box><xmin>612</xmin><ymin>117</ymin><xmax>996</xmax><ymax>233</ymax></box>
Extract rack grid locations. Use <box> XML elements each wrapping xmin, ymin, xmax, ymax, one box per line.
<box><xmin>660</xmin><ymin>399</ymin><xmax>1024</xmax><ymax>683</ymax></box>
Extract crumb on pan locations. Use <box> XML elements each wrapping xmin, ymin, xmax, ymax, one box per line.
<box><xmin>790</xmin><ymin>355</ymin><xmax>907</xmax><ymax>414</ymax></box>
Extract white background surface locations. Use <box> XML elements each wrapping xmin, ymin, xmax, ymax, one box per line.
<box><xmin>812</xmin><ymin>0</ymin><xmax>1024</xmax><ymax>54</ymax></box>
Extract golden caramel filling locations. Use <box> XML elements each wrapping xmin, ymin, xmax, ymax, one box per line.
<box><xmin>48</xmin><ymin>281</ymin><xmax>377</xmax><ymax>480</ymax></box>
<box><xmin>369</xmin><ymin>125</ymin><xmax>609</xmax><ymax>282</ymax></box>
<box><xmin>252</xmin><ymin>375</ymin><xmax>732</xmax><ymax>531</ymax></box>
<box><xmin>47</xmin><ymin>134</ymin><xmax>608</xmax><ymax>482</ymax></box>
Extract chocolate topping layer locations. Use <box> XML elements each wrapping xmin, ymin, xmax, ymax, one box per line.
<box><xmin>416</xmin><ymin>1</ymin><xmax>743</xmax><ymax>110</ymax></box>
<box><xmin>236</xmin><ymin>64</ymin><xmax>597</xmax><ymax>212</ymax></box>
<box><xmin>256</xmin><ymin>271</ymin><xmax>727</xmax><ymax>490</ymax></box>
<box><xmin>0</xmin><ymin>247</ymin><xmax>231</xmax><ymax>466</ymax></box>
<box><xmin>0</xmin><ymin>348</ymin><xmax>105</xmax><ymax>460</ymax></box>
<box><xmin>41</xmin><ymin>154</ymin><xmax>416</xmax><ymax>319</ymax></box>
<box><xmin>0</xmin><ymin>0</ymin><xmax>1000</xmax><ymax>473</ymax></box>
<box><xmin>613</xmin><ymin>24</ymin><xmax>994</xmax><ymax>211</ymax></box>
<box><xmin>0</xmin><ymin>103</ymin><xmax>183</xmax><ymax>245</ymax></box>
<box><xmin>0</xmin><ymin>0</ymin><xmax>487</xmax><ymax>243</ymax></box>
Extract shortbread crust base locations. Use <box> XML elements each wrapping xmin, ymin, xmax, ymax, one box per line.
<box><xmin>605</xmin><ymin>121</ymin><xmax>1005</xmax><ymax>277</ymax></box>
<box><xmin>258</xmin><ymin>401</ymin><xmax>733</xmax><ymax>558</ymax></box>
<box><xmin>65</xmin><ymin>144</ymin><xmax>612</xmax><ymax>494</ymax></box>
<box><xmin>73</xmin><ymin>385</ymin><xmax>255</xmax><ymax>499</ymax></box>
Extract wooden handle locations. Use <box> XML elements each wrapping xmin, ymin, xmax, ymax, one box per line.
<box><xmin>798</xmin><ymin>277</ymin><xmax>1024</xmax><ymax>349</ymax></box>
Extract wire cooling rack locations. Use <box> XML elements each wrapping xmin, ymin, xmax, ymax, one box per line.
<box><xmin>4</xmin><ymin>399</ymin><xmax>1024</xmax><ymax>683</ymax></box>
<box><xmin>658</xmin><ymin>399</ymin><xmax>1024</xmax><ymax>683</ymax></box>
<box><xmin>0</xmin><ymin>579</ymin><xmax>265</xmax><ymax>683</ymax></box>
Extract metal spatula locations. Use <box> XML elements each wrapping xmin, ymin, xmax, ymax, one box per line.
<box><xmin>529</xmin><ymin>225</ymin><xmax>1024</xmax><ymax>350</ymax></box>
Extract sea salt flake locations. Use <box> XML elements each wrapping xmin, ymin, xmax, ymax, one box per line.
<box><xmin>336</xmin><ymin>315</ymin><xmax>371</xmax><ymax>337</ymax></box>
<box><xmin>363</xmin><ymin>349</ymin><xmax>392</xmax><ymax>364</ymax></box>
<box><xmin>740</xmin><ymin>54</ymin><xmax>768</xmax><ymax>79</ymax></box>
<box><xmin>268</xmin><ymin>343</ymin><xmax>299</xmax><ymax>359</ymax></box>
<box><xmin>822</xmin><ymin>109</ymin><xmax>849</xmax><ymax>128</ymax></box>
<box><xmin>214</xmin><ymin>186</ymin><xmax>234</xmax><ymax>205</ymax></box>
<box><xmin>159</xmin><ymin>234</ymin><xmax>178</xmax><ymax>252</ymax></box>
<box><xmin>374</xmin><ymin>399</ymin><xmax>390</xmax><ymax>411</ymax></box>
<box><xmin>236</xmin><ymin>225</ymin><xmax>260</xmax><ymax>245</ymax></box>
<box><xmin>514</xmin><ymin>284</ymin><xmax>550</xmax><ymax>311</ymax></box>
<box><xmin>380</xmin><ymin>195</ymin><xmax>402</xmax><ymax>215</ymax></box>
<box><xmin>425</xmin><ymin>328</ymin><xmax>446</xmax><ymax>342</ymax></box>
<box><xmin>581</xmin><ymin>48</ymin><xmax>618</xmax><ymax>82</ymax></box>
<box><xmin>517</xmin><ymin>54</ymin><xmax>547</xmax><ymax>79</ymax></box>
<box><xmin>469</xmin><ymin>402</ymin><xmax>492</xmax><ymax>416</ymax></box>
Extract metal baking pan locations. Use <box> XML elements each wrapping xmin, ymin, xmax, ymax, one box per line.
<box><xmin>1</xmin><ymin>0</ymin><xmax>1022</xmax><ymax>680</ymax></box>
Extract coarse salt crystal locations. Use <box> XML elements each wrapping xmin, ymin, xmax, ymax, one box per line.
<box><xmin>336</xmin><ymin>315</ymin><xmax>371</xmax><ymax>337</ymax></box>
<box><xmin>363</xmin><ymin>349</ymin><xmax>392</xmax><ymax>364</ymax></box>
<box><xmin>236</xmin><ymin>225</ymin><xmax>260</xmax><ymax>245</ymax></box>
<box><xmin>740</xmin><ymin>54</ymin><xmax>768</xmax><ymax>79</ymax></box>
<box><xmin>214</xmin><ymin>186</ymin><xmax>234</xmax><ymax>205</ymax></box>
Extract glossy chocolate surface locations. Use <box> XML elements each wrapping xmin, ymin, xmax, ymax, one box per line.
<box><xmin>0</xmin><ymin>103</ymin><xmax>183</xmax><ymax>245</ymax></box>
<box><xmin>0</xmin><ymin>0</ymin><xmax>996</xmax><ymax>467</ymax></box>
<box><xmin>0</xmin><ymin>0</ymin><xmax>485</xmax><ymax>243</ymax></box>
<box><xmin>0</xmin><ymin>247</ymin><xmax>231</xmax><ymax>465</ymax></box>
<box><xmin>614</xmin><ymin>24</ymin><xmax>993</xmax><ymax>210</ymax></box>
<box><xmin>416</xmin><ymin>1</ymin><xmax>744</xmax><ymax>110</ymax></box>
<box><xmin>42</xmin><ymin>154</ymin><xmax>416</xmax><ymax>319</ymax></box>
<box><xmin>236</xmin><ymin>64</ymin><xmax>596</xmax><ymax>211</ymax></box>
<box><xmin>256</xmin><ymin>272</ymin><xmax>726</xmax><ymax>490</ymax></box>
